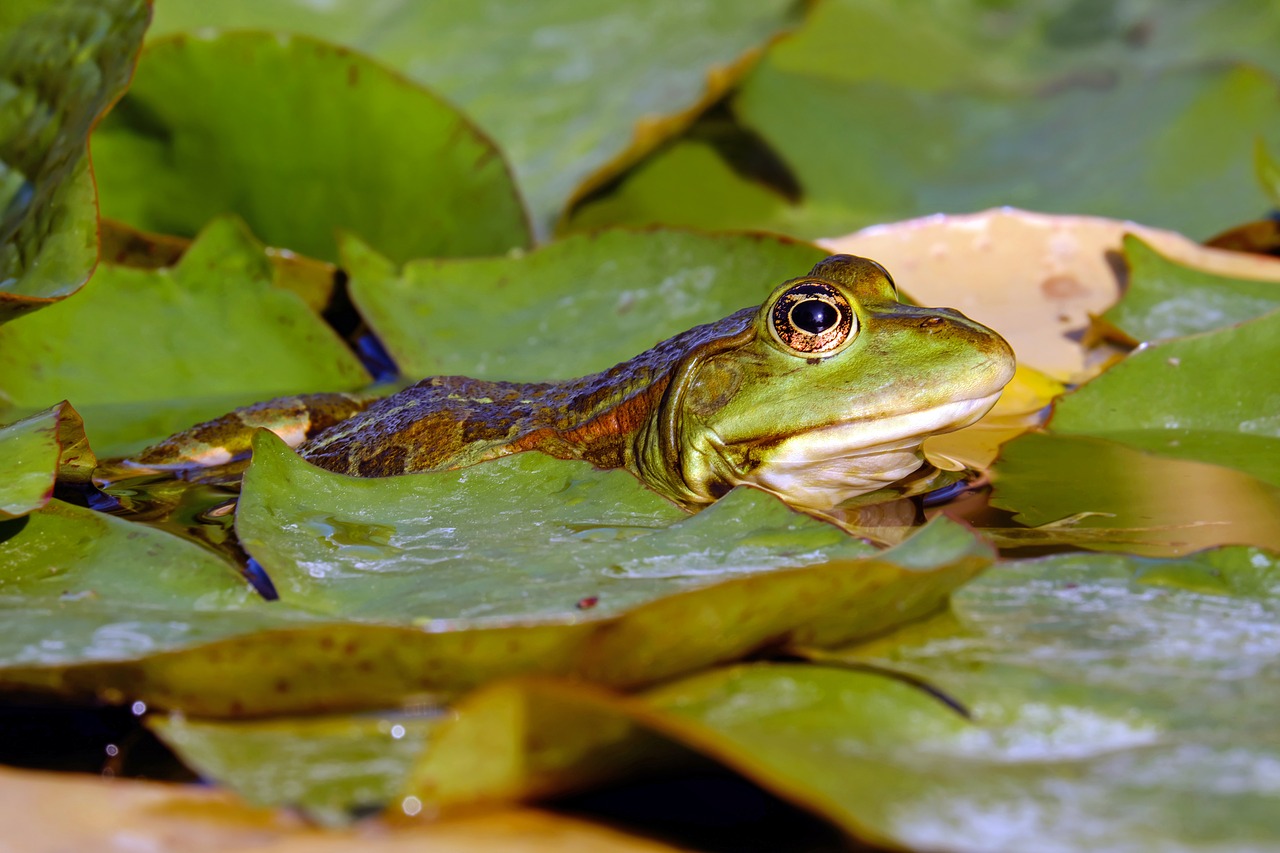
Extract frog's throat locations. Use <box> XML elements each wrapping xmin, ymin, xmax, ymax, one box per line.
<box><xmin>631</xmin><ymin>324</ymin><xmax>756</xmax><ymax>508</ymax></box>
<box><xmin>646</xmin><ymin>388</ymin><xmax>1003</xmax><ymax>511</ymax></box>
<box><xmin>728</xmin><ymin>391</ymin><xmax>1002</xmax><ymax>509</ymax></box>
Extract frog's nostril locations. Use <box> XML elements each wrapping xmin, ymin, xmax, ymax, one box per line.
<box><xmin>920</xmin><ymin>316</ymin><xmax>945</xmax><ymax>329</ymax></box>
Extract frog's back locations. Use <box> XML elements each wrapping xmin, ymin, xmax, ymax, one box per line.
<box><xmin>299</xmin><ymin>307</ymin><xmax>757</xmax><ymax>477</ymax></box>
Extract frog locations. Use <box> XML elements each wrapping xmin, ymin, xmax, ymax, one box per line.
<box><xmin>124</xmin><ymin>255</ymin><xmax>1015</xmax><ymax>511</ymax></box>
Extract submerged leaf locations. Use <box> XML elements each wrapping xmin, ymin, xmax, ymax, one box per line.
<box><xmin>0</xmin><ymin>401</ymin><xmax>94</xmax><ymax>518</ymax></box>
<box><xmin>146</xmin><ymin>0</ymin><xmax>802</xmax><ymax>237</ymax></box>
<box><xmin>990</xmin><ymin>432</ymin><xmax>1280</xmax><ymax>556</ymax></box>
<box><xmin>344</xmin><ymin>229</ymin><xmax>826</xmax><ymax>380</ymax></box>
<box><xmin>0</xmin><ymin>218</ymin><xmax>370</xmax><ymax>456</ymax></box>
<box><xmin>1103</xmin><ymin>235</ymin><xmax>1280</xmax><ymax>341</ymax></box>
<box><xmin>0</xmin><ymin>0</ymin><xmax>148</xmax><ymax>323</ymax></box>
<box><xmin>91</xmin><ymin>31</ymin><xmax>530</xmax><ymax>263</ymax></box>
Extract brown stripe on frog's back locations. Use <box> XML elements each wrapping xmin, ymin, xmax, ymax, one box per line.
<box><xmin>299</xmin><ymin>308</ymin><xmax>757</xmax><ymax>478</ymax></box>
<box><xmin>131</xmin><ymin>391</ymin><xmax>377</xmax><ymax>474</ymax></box>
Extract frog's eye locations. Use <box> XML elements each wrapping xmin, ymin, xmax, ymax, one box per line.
<box><xmin>769</xmin><ymin>281</ymin><xmax>856</xmax><ymax>356</ymax></box>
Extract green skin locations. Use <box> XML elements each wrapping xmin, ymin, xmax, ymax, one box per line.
<box><xmin>128</xmin><ymin>255</ymin><xmax>1016</xmax><ymax>510</ymax></box>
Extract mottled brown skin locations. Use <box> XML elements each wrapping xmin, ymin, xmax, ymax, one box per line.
<box><xmin>299</xmin><ymin>308</ymin><xmax>756</xmax><ymax>479</ymax></box>
<box><xmin>131</xmin><ymin>392</ymin><xmax>376</xmax><ymax>479</ymax></box>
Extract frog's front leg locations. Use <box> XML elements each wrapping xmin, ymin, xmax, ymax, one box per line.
<box><xmin>114</xmin><ymin>391</ymin><xmax>376</xmax><ymax>485</ymax></box>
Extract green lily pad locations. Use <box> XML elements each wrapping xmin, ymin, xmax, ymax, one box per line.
<box><xmin>1259</xmin><ymin>139</ymin><xmax>1280</xmax><ymax>206</ymax></box>
<box><xmin>149</xmin><ymin>712</ymin><xmax>439</xmax><ymax>826</ymax></box>
<box><xmin>989</xmin><ymin>432</ymin><xmax>1280</xmax><ymax>556</ymax></box>
<box><xmin>0</xmin><ymin>0</ymin><xmax>148</xmax><ymax>324</ymax></box>
<box><xmin>0</xmin><ymin>401</ymin><xmax>94</xmax><ymax>518</ymax></box>
<box><xmin>145</xmin><ymin>0</ymin><xmax>801</xmax><ymax>237</ymax></box>
<box><xmin>344</xmin><ymin>229</ymin><xmax>826</xmax><ymax>380</ymax></box>
<box><xmin>0</xmin><ymin>424</ymin><xmax>989</xmax><ymax>717</ymax></box>
<box><xmin>1103</xmin><ymin>235</ymin><xmax>1280</xmax><ymax>341</ymax></box>
<box><xmin>127</xmin><ymin>481</ymin><xmax>977</xmax><ymax>809</ymax></box>
<box><xmin>405</xmin><ymin>545</ymin><xmax>1280</xmax><ymax>850</ymax></box>
<box><xmin>90</xmin><ymin>31</ymin><xmax>530</xmax><ymax>263</ymax></box>
<box><xmin>573</xmin><ymin>62</ymin><xmax>1280</xmax><ymax>241</ymax></box>
<box><xmin>238</xmin><ymin>428</ymin><xmax>892</xmax><ymax>622</ymax></box>
<box><xmin>753</xmin><ymin>0</ymin><xmax>1280</xmax><ymax>92</ymax></box>
<box><xmin>99</xmin><ymin>219</ymin><xmax>340</xmax><ymax>315</ymax></box>
<box><xmin>0</xmin><ymin>217</ymin><xmax>370</xmax><ymax>456</ymax></box>
<box><xmin>0</xmin><ymin>499</ymin><xmax>293</xmax><ymax>682</ymax></box>
<box><xmin>1049</xmin><ymin>309</ymin><xmax>1280</xmax><ymax>487</ymax></box>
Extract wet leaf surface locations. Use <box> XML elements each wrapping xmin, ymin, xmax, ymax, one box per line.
<box><xmin>1050</xmin><ymin>309</ymin><xmax>1280</xmax><ymax>488</ymax></box>
<box><xmin>345</xmin><ymin>229</ymin><xmax>826</xmax><ymax>380</ymax></box>
<box><xmin>1103</xmin><ymin>235</ymin><xmax>1280</xmax><ymax>341</ymax></box>
<box><xmin>0</xmin><ymin>401</ymin><xmax>95</xmax><ymax>518</ymax></box>
<box><xmin>145</xmin><ymin>0</ymin><xmax>801</xmax><ymax>238</ymax></box>
<box><xmin>0</xmin><ymin>218</ymin><xmax>369</xmax><ymax>456</ymax></box>
<box><xmin>105</xmin><ymin>467</ymin><xmax>986</xmax><ymax>810</ymax></box>
<box><xmin>90</xmin><ymin>31</ymin><xmax>530</xmax><ymax>263</ymax></box>
<box><xmin>0</xmin><ymin>0</ymin><xmax>148</xmax><ymax>323</ymax></box>
<box><xmin>0</xmin><ymin>428</ymin><xmax>988</xmax><ymax>717</ymax></box>
<box><xmin>401</xmin><ymin>544</ymin><xmax>1280</xmax><ymax>850</ymax></box>
<box><xmin>0</xmin><ymin>498</ymin><xmax>289</xmax><ymax>678</ymax></box>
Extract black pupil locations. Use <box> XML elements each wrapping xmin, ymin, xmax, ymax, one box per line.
<box><xmin>792</xmin><ymin>299</ymin><xmax>838</xmax><ymax>334</ymax></box>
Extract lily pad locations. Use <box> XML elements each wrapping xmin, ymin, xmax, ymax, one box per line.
<box><xmin>0</xmin><ymin>217</ymin><xmax>370</xmax><ymax>456</ymax></box>
<box><xmin>145</xmin><ymin>0</ymin><xmax>802</xmax><ymax>237</ymax></box>
<box><xmin>1259</xmin><ymin>139</ymin><xmax>1280</xmax><ymax>206</ymax></box>
<box><xmin>990</xmin><ymin>432</ymin><xmax>1280</xmax><ymax>556</ymax></box>
<box><xmin>90</xmin><ymin>31</ymin><xmax>530</xmax><ymax>263</ymax></box>
<box><xmin>573</xmin><ymin>60</ymin><xmax>1280</xmax><ymax>242</ymax></box>
<box><xmin>150</xmin><ymin>713</ymin><xmax>439</xmax><ymax>826</ymax></box>
<box><xmin>344</xmin><ymin>229</ymin><xmax>827</xmax><ymax>380</ymax></box>
<box><xmin>0</xmin><ymin>497</ymin><xmax>297</xmax><ymax>694</ymax></box>
<box><xmin>742</xmin><ymin>62</ymin><xmax>1280</xmax><ymax>241</ymax></box>
<box><xmin>1103</xmin><ymin>235</ymin><xmax>1280</xmax><ymax>341</ymax></box>
<box><xmin>405</xmin><ymin>545</ymin><xmax>1280</xmax><ymax>851</ymax></box>
<box><xmin>239</xmin><ymin>428</ymin><xmax>983</xmax><ymax>626</ymax></box>
<box><xmin>0</xmin><ymin>401</ymin><xmax>94</xmax><ymax>518</ymax></box>
<box><xmin>754</xmin><ymin>0</ymin><xmax>1280</xmax><ymax>92</ymax></box>
<box><xmin>1049</xmin><ymin>309</ymin><xmax>1280</xmax><ymax>487</ymax></box>
<box><xmin>0</xmin><ymin>0</ymin><xmax>148</xmax><ymax>323</ymax></box>
<box><xmin>0</xmin><ymin>423</ymin><xmax>990</xmax><ymax>717</ymax></box>
<box><xmin>99</xmin><ymin>219</ymin><xmax>339</xmax><ymax>314</ymax></box>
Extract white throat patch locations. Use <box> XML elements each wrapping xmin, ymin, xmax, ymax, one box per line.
<box><xmin>736</xmin><ymin>392</ymin><xmax>1003</xmax><ymax>509</ymax></box>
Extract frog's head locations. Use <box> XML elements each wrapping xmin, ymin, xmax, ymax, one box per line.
<box><xmin>639</xmin><ymin>254</ymin><xmax>1016</xmax><ymax>509</ymax></box>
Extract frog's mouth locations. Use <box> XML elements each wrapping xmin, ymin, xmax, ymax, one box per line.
<box><xmin>733</xmin><ymin>390</ymin><xmax>1004</xmax><ymax>509</ymax></box>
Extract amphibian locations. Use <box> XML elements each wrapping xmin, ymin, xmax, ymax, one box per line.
<box><xmin>127</xmin><ymin>255</ymin><xmax>1015</xmax><ymax>510</ymax></box>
